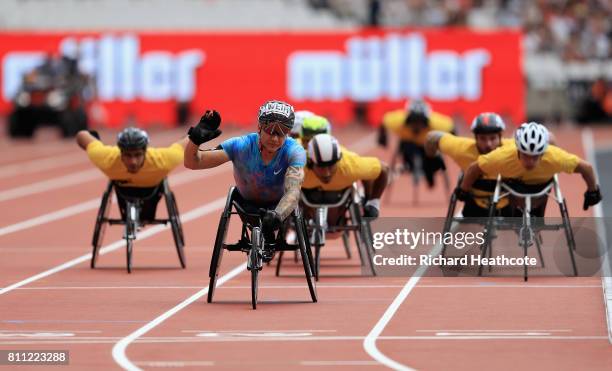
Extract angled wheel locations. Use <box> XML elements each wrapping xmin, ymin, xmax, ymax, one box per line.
<box><xmin>91</xmin><ymin>182</ymin><xmax>113</xmax><ymax>269</ymax></box>
<box><xmin>560</xmin><ymin>199</ymin><xmax>578</xmax><ymax>276</ymax></box>
<box><xmin>207</xmin><ymin>189</ymin><xmax>235</xmax><ymax>303</ymax></box>
<box><xmin>207</xmin><ymin>212</ymin><xmax>230</xmax><ymax>303</ymax></box>
<box><xmin>441</xmin><ymin>188</ymin><xmax>458</xmax><ymax>257</ymax></box>
<box><xmin>342</xmin><ymin>231</ymin><xmax>352</xmax><ymax>258</ymax></box>
<box><xmin>478</xmin><ymin>201</ymin><xmax>497</xmax><ymax>277</ymax></box>
<box><xmin>166</xmin><ymin>191</ymin><xmax>186</xmax><ymax>268</ymax></box>
<box><xmin>295</xmin><ymin>213</ymin><xmax>317</xmax><ymax>303</ymax></box>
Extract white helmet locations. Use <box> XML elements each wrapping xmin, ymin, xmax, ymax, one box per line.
<box><xmin>515</xmin><ymin>122</ymin><xmax>549</xmax><ymax>155</ymax></box>
<box><xmin>308</xmin><ymin>134</ymin><xmax>342</xmax><ymax>167</ymax></box>
<box><xmin>292</xmin><ymin>110</ymin><xmax>315</xmax><ymax>136</ymax></box>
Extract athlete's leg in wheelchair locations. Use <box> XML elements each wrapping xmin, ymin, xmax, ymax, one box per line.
<box><xmin>115</xmin><ymin>186</ymin><xmax>163</xmax><ymax>224</ymax></box>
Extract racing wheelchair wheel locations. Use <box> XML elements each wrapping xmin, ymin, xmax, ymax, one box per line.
<box><xmin>165</xmin><ymin>187</ymin><xmax>186</xmax><ymax>268</ymax></box>
<box><xmin>207</xmin><ymin>188</ymin><xmax>234</xmax><ymax>303</ymax></box>
<box><xmin>91</xmin><ymin>182</ymin><xmax>113</xmax><ymax>269</ymax></box>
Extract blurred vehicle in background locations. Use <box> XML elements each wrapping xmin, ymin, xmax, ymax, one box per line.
<box><xmin>8</xmin><ymin>53</ymin><xmax>91</xmax><ymax>138</ymax></box>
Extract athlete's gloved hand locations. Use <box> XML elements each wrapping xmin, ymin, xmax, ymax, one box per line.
<box><xmin>583</xmin><ymin>186</ymin><xmax>602</xmax><ymax>210</ymax></box>
<box><xmin>188</xmin><ymin>110</ymin><xmax>222</xmax><ymax>146</ymax></box>
<box><xmin>423</xmin><ymin>154</ymin><xmax>446</xmax><ymax>173</ymax></box>
<box><xmin>88</xmin><ymin>130</ymin><xmax>100</xmax><ymax>140</ymax></box>
<box><xmin>454</xmin><ymin>187</ymin><xmax>470</xmax><ymax>202</ymax></box>
<box><xmin>377</xmin><ymin>125</ymin><xmax>388</xmax><ymax>148</ymax></box>
<box><xmin>260</xmin><ymin>209</ymin><xmax>282</xmax><ymax>241</ymax></box>
<box><xmin>363</xmin><ymin>199</ymin><xmax>380</xmax><ymax>218</ymax></box>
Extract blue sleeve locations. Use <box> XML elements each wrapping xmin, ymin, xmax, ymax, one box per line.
<box><xmin>288</xmin><ymin>143</ymin><xmax>306</xmax><ymax>167</ymax></box>
<box><xmin>220</xmin><ymin>136</ymin><xmax>242</xmax><ymax>161</ymax></box>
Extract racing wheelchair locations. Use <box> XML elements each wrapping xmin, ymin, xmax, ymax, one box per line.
<box><xmin>275</xmin><ymin>183</ymin><xmax>376</xmax><ymax>279</ymax></box>
<box><xmin>476</xmin><ymin>174</ymin><xmax>578</xmax><ymax>281</ymax></box>
<box><xmin>90</xmin><ymin>178</ymin><xmax>185</xmax><ymax>273</ymax></box>
<box><xmin>207</xmin><ymin>187</ymin><xmax>317</xmax><ymax>309</ymax></box>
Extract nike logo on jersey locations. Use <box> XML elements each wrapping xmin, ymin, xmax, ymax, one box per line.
<box><xmin>273</xmin><ymin>168</ymin><xmax>282</xmax><ymax>175</ymax></box>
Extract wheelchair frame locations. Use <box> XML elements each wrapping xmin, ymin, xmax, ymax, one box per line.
<box><xmin>478</xmin><ymin>174</ymin><xmax>578</xmax><ymax>281</ymax></box>
<box><xmin>90</xmin><ymin>178</ymin><xmax>185</xmax><ymax>273</ymax></box>
<box><xmin>207</xmin><ymin>186</ymin><xmax>317</xmax><ymax>309</ymax></box>
<box><xmin>276</xmin><ymin>184</ymin><xmax>376</xmax><ymax>279</ymax></box>
<box><xmin>441</xmin><ymin>173</ymin><xmax>502</xmax><ymax>257</ymax></box>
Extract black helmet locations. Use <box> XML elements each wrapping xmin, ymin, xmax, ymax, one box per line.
<box><xmin>258</xmin><ymin>100</ymin><xmax>295</xmax><ymax>129</ymax></box>
<box><xmin>471</xmin><ymin>112</ymin><xmax>505</xmax><ymax>134</ymax></box>
<box><xmin>117</xmin><ymin>127</ymin><xmax>149</xmax><ymax>151</ymax></box>
<box><xmin>405</xmin><ymin>99</ymin><xmax>431</xmax><ymax>125</ymax></box>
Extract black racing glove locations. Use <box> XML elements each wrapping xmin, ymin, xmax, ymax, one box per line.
<box><xmin>377</xmin><ymin>125</ymin><xmax>388</xmax><ymax>148</ymax></box>
<box><xmin>454</xmin><ymin>187</ymin><xmax>470</xmax><ymax>202</ymax></box>
<box><xmin>88</xmin><ymin>130</ymin><xmax>100</xmax><ymax>140</ymax></box>
<box><xmin>363</xmin><ymin>199</ymin><xmax>380</xmax><ymax>219</ymax></box>
<box><xmin>583</xmin><ymin>186</ymin><xmax>602</xmax><ymax>210</ymax></box>
<box><xmin>423</xmin><ymin>154</ymin><xmax>446</xmax><ymax>173</ymax></box>
<box><xmin>188</xmin><ymin>110</ymin><xmax>222</xmax><ymax>146</ymax></box>
<box><xmin>261</xmin><ymin>209</ymin><xmax>282</xmax><ymax>241</ymax></box>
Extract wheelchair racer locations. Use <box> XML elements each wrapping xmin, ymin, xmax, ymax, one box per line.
<box><xmin>302</xmin><ymin>134</ymin><xmax>389</xmax><ymax>225</ymax></box>
<box><xmin>378</xmin><ymin>99</ymin><xmax>454</xmax><ymax>187</ymax></box>
<box><xmin>184</xmin><ymin>100</ymin><xmax>305</xmax><ymax>261</ymax></box>
<box><xmin>299</xmin><ymin>115</ymin><xmax>332</xmax><ymax>149</ymax></box>
<box><xmin>425</xmin><ymin>112</ymin><xmax>513</xmax><ymax>216</ymax></box>
<box><xmin>458</xmin><ymin>122</ymin><xmax>602</xmax><ymax>216</ymax></box>
<box><xmin>290</xmin><ymin>110</ymin><xmax>315</xmax><ymax>139</ymax></box>
<box><xmin>76</xmin><ymin>127</ymin><xmax>187</xmax><ymax>222</ymax></box>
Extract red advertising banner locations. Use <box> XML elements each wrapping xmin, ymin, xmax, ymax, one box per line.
<box><xmin>0</xmin><ymin>29</ymin><xmax>523</xmax><ymax>128</ymax></box>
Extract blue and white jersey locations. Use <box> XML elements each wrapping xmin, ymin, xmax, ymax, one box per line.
<box><xmin>221</xmin><ymin>133</ymin><xmax>306</xmax><ymax>204</ymax></box>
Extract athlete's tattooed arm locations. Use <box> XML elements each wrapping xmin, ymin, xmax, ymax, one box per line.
<box><xmin>275</xmin><ymin>166</ymin><xmax>304</xmax><ymax>220</ymax></box>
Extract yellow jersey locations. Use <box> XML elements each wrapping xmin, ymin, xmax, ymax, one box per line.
<box><xmin>86</xmin><ymin>141</ymin><xmax>184</xmax><ymax>188</ymax></box>
<box><xmin>439</xmin><ymin>134</ymin><xmax>514</xmax><ymax>172</ymax></box>
<box><xmin>438</xmin><ymin>134</ymin><xmax>513</xmax><ymax>209</ymax></box>
<box><xmin>478</xmin><ymin>144</ymin><xmax>581</xmax><ymax>185</ymax></box>
<box><xmin>303</xmin><ymin>149</ymin><xmax>382</xmax><ymax>191</ymax></box>
<box><xmin>383</xmin><ymin>109</ymin><xmax>454</xmax><ymax>146</ymax></box>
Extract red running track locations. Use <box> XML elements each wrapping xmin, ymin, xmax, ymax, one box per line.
<box><xmin>0</xmin><ymin>126</ymin><xmax>610</xmax><ymax>370</ymax></box>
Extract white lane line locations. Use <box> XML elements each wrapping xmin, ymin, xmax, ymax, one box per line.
<box><xmin>0</xmin><ymin>152</ymin><xmax>88</xmax><ymax>179</ymax></box>
<box><xmin>301</xmin><ymin>361</ymin><xmax>379</xmax><ymax>366</ymax></box>
<box><xmin>0</xmin><ymin>330</ymin><xmax>101</xmax><ymax>333</ymax></box>
<box><xmin>5</xmin><ymin>335</ymin><xmax>607</xmax><ymax>346</ymax></box>
<box><xmin>0</xmin><ymin>169</ymin><xmax>103</xmax><ymax>202</ymax></box>
<box><xmin>0</xmin><ymin>196</ymin><xmax>227</xmax><ymax>296</ymax></box>
<box><xmin>182</xmin><ymin>330</ymin><xmax>337</xmax><ymax>333</ymax></box>
<box><xmin>416</xmin><ymin>329</ymin><xmax>572</xmax><ymax>333</ymax></box>
<box><xmin>0</xmin><ymin>199</ymin><xmax>100</xmax><ymax>237</ymax></box>
<box><xmin>112</xmin><ymin>263</ymin><xmax>247</xmax><ymax>371</ymax></box>
<box><xmin>363</xmin><ymin>226</ymin><xmax>448</xmax><ymax>370</ymax></box>
<box><xmin>134</xmin><ymin>361</ymin><xmax>215</xmax><ymax>367</ymax></box>
<box><xmin>0</xmin><ymin>164</ymin><xmax>230</xmax><ymax>237</ymax></box>
<box><xmin>436</xmin><ymin>332</ymin><xmax>551</xmax><ymax>336</ymax></box>
<box><xmin>582</xmin><ymin>128</ymin><xmax>612</xmax><ymax>344</ymax></box>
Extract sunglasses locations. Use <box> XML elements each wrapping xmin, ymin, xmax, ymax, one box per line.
<box><xmin>260</xmin><ymin>122</ymin><xmax>290</xmax><ymax>137</ymax></box>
